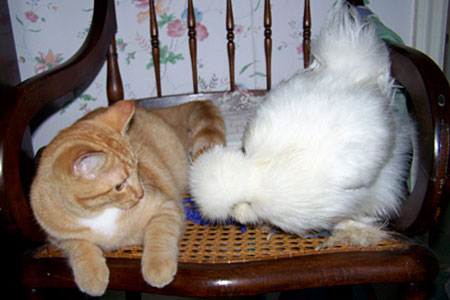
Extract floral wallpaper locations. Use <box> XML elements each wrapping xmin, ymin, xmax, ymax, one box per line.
<box><xmin>7</xmin><ymin>0</ymin><xmax>412</xmax><ymax>151</ymax></box>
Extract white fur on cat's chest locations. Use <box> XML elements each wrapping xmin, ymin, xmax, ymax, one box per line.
<box><xmin>78</xmin><ymin>207</ymin><xmax>122</xmax><ymax>237</ymax></box>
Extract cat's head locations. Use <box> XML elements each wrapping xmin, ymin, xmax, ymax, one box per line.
<box><xmin>36</xmin><ymin>100</ymin><xmax>144</xmax><ymax>216</ymax></box>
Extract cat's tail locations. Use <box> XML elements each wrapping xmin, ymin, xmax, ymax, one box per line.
<box><xmin>312</xmin><ymin>0</ymin><xmax>393</xmax><ymax>97</ymax></box>
<box><xmin>189</xmin><ymin>146</ymin><xmax>255</xmax><ymax>222</ymax></box>
<box><xmin>186</xmin><ymin>100</ymin><xmax>226</xmax><ymax>160</ymax></box>
<box><xmin>153</xmin><ymin>100</ymin><xmax>226</xmax><ymax>160</ymax></box>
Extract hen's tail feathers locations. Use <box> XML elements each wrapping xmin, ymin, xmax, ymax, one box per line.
<box><xmin>312</xmin><ymin>0</ymin><xmax>393</xmax><ymax>97</ymax></box>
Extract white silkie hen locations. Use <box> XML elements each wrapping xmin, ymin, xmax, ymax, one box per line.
<box><xmin>189</xmin><ymin>0</ymin><xmax>416</xmax><ymax>247</ymax></box>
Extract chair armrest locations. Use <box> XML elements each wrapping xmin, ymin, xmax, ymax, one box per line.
<box><xmin>388</xmin><ymin>42</ymin><xmax>450</xmax><ymax>235</ymax></box>
<box><xmin>0</xmin><ymin>0</ymin><xmax>117</xmax><ymax>243</ymax></box>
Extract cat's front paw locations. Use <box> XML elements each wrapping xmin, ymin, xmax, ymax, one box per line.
<box><xmin>72</xmin><ymin>256</ymin><xmax>109</xmax><ymax>296</ymax></box>
<box><xmin>142</xmin><ymin>254</ymin><xmax>177</xmax><ymax>288</ymax></box>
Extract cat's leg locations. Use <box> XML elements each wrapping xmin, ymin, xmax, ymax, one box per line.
<box><xmin>319</xmin><ymin>216</ymin><xmax>389</xmax><ymax>249</ymax></box>
<box><xmin>56</xmin><ymin>239</ymin><xmax>109</xmax><ymax>296</ymax></box>
<box><xmin>141</xmin><ymin>200</ymin><xmax>184</xmax><ymax>288</ymax></box>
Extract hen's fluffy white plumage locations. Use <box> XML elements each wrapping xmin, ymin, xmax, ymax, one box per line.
<box><xmin>189</xmin><ymin>1</ymin><xmax>416</xmax><ymax>246</ymax></box>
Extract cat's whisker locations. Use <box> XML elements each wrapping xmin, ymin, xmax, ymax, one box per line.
<box><xmin>141</xmin><ymin>182</ymin><xmax>151</xmax><ymax>193</ymax></box>
<box><xmin>124</xmin><ymin>206</ymin><xmax>132</xmax><ymax>216</ymax></box>
<box><xmin>134</xmin><ymin>142</ymin><xmax>145</xmax><ymax>156</ymax></box>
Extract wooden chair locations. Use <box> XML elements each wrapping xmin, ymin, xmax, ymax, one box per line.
<box><xmin>1</xmin><ymin>0</ymin><xmax>449</xmax><ymax>299</ymax></box>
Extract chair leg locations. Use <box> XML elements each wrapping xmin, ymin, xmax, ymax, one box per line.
<box><xmin>25</xmin><ymin>289</ymin><xmax>45</xmax><ymax>300</ymax></box>
<box><xmin>125</xmin><ymin>291</ymin><xmax>141</xmax><ymax>300</ymax></box>
<box><xmin>402</xmin><ymin>282</ymin><xmax>427</xmax><ymax>300</ymax></box>
<box><xmin>25</xmin><ymin>288</ymin><xmax>90</xmax><ymax>300</ymax></box>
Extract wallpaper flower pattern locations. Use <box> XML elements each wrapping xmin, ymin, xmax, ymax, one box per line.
<box><xmin>8</xmin><ymin>0</ymin><xmax>409</xmax><ymax>151</ymax></box>
<box><xmin>34</xmin><ymin>49</ymin><xmax>63</xmax><ymax>73</ymax></box>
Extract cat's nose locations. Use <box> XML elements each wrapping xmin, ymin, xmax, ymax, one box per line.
<box><xmin>129</xmin><ymin>172</ymin><xmax>144</xmax><ymax>199</ymax></box>
<box><xmin>134</xmin><ymin>184</ymin><xmax>144</xmax><ymax>199</ymax></box>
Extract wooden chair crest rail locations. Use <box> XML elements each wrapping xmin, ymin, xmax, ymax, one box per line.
<box><xmin>1</xmin><ymin>0</ymin><xmax>449</xmax><ymax>299</ymax></box>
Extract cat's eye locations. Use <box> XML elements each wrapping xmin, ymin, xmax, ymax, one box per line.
<box><xmin>115</xmin><ymin>180</ymin><xmax>126</xmax><ymax>191</ymax></box>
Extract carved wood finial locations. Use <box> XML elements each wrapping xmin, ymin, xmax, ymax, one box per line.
<box><xmin>149</xmin><ymin>0</ymin><xmax>161</xmax><ymax>96</ymax></box>
<box><xmin>106</xmin><ymin>37</ymin><xmax>124</xmax><ymax>105</ymax></box>
<box><xmin>264</xmin><ymin>0</ymin><xmax>272</xmax><ymax>90</ymax></box>
<box><xmin>226</xmin><ymin>0</ymin><xmax>235</xmax><ymax>92</ymax></box>
<box><xmin>303</xmin><ymin>0</ymin><xmax>311</xmax><ymax>68</ymax></box>
<box><xmin>188</xmin><ymin>0</ymin><xmax>198</xmax><ymax>93</ymax></box>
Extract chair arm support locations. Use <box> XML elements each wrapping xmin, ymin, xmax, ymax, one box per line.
<box><xmin>0</xmin><ymin>0</ymin><xmax>117</xmax><ymax>243</ymax></box>
<box><xmin>388</xmin><ymin>42</ymin><xmax>450</xmax><ymax>234</ymax></box>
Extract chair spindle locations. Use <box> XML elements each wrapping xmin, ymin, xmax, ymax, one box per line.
<box><xmin>106</xmin><ymin>36</ymin><xmax>124</xmax><ymax>105</ymax></box>
<box><xmin>149</xmin><ymin>0</ymin><xmax>162</xmax><ymax>97</ymax></box>
<box><xmin>187</xmin><ymin>0</ymin><xmax>198</xmax><ymax>93</ymax></box>
<box><xmin>226</xmin><ymin>0</ymin><xmax>235</xmax><ymax>91</ymax></box>
<box><xmin>303</xmin><ymin>0</ymin><xmax>311</xmax><ymax>68</ymax></box>
<box><xmin>264</xmin><ymin>0</ymin><xmax>272</xmax><ymax>90</ymax></box>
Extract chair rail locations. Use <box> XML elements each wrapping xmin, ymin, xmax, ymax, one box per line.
<box><xmin>388</xmin><ymin>42</ymin><xmax>450</xmax><ymax>234</ymax></box>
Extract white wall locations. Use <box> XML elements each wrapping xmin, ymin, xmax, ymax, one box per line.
<box><xmin>412</xmin><ymin>0</ymin><xmax>448</xmax><ymax>68</ymax></box>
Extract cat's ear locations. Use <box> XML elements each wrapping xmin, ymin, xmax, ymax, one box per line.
<box><xmin>97</xmin><ymin>100</ymin><xmax>135</xmax><ymax>134</ymax></box>
<box><xmin>73</xmin><ymin>152</ymin><xmax>107</xmax><ymax>179</ymax></box>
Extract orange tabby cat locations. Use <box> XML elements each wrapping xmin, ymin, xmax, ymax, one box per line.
<box><xmin>30</xmin><ymin>100</ymin><xmax>225</xmax><ymax>296</ymax></box>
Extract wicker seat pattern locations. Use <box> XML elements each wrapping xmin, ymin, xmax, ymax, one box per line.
<box><xmin>36</xmin><ymin>221</ymin><xmax>409</xmax><ymax>264</ymax></box>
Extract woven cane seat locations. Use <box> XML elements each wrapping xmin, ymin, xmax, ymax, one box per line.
<box><xmin>35</xmin><ymin>221</ymin><xmax>409</xmax><ymax>263</ymax></box>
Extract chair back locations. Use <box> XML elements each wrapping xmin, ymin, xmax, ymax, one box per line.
<box><xmin>0</xmin><ymin>0</ymin><xmax>448</xmax><ymax>246</ymax></box>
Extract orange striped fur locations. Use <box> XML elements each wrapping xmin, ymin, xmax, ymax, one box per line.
<box><xmin>30</xmin><ymin>100</ymin><xmax>225</xmax><ymax>296</ymax></box>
